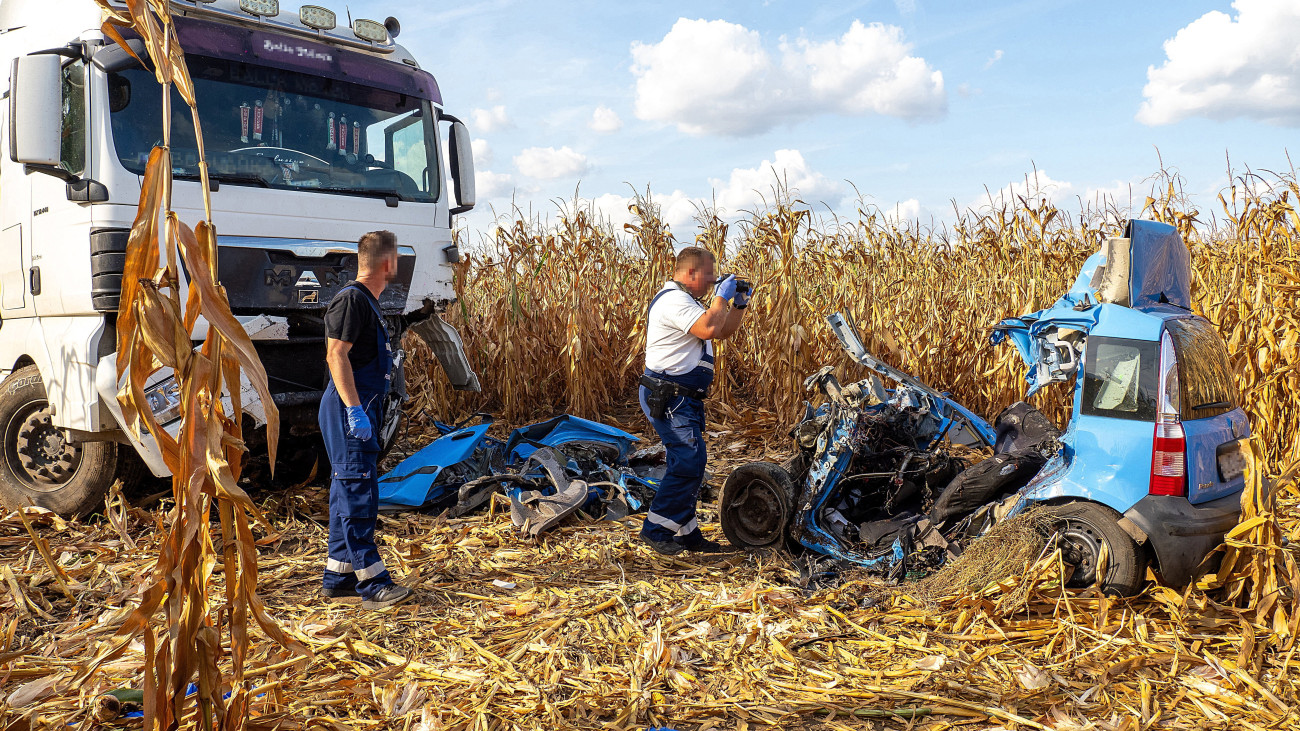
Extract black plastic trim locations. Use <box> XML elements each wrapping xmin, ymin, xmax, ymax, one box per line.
<box><xmin>89</xmin><ymin>228</ymin><xmax>130</xmax><ymax>312</ymax></box>
<box><xmin>1123</xmin><ymin>492</ymin><xmax>1244</xmax><ymax>586</ymax></box>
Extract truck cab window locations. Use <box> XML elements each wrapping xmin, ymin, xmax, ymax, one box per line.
<box><xmin>107</xmin><ymin>56</ymin><xmax>439</xmax><ymax>203</ymax></box>
<box><xmin>61</xmin><ymin>59</ymin><xmax>86</xmax><ymax>175</ymax></box>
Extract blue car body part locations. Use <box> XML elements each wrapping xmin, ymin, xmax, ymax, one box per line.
<box><xmin>377</xmin><ymin>423</ymin><xmax>498</xmax><ymax>510</ymax></box>
<box><xmin>377</xmin><ymin>414</ymin><xmax>660</xmax><ymax>533</ymax></box>
<box><xmin>503</xmin><ymin>414</ymin><xmax>641</xmax><ymax>466</ymax></box>
<box><xmin>993</xmin><ymin>219</ymin><xmax>1249</xmax><ymax>585</ymax></box>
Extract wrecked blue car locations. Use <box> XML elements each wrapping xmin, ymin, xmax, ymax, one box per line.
<box><xmin>719</xmin><ymin>219</ymin><xmax>1249</xmax><ymax>595</ymax></box>
<box><xmin>378</xmin><ymin>414</ymin><xmax>661</xmax><ymax>535</ymax></box>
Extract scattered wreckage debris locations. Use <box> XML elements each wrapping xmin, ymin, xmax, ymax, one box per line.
<box><xmin>377</xmin><ymin>414</ymin><xmax>662</xmax><ymax>536</ymax></box>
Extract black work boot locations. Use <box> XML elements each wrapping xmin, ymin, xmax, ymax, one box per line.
<box><xmin>639</xmin><ymin>533</ymin><xmax>688</xmax><ymax>556</ymax></box>
<box><xmin>362</xmin><ymin>584</ymin><xmax>414</xmax><ymax>611</ymax></box>
<box><xmin>685</xmin><ymin>538</ymin><xmax>729</xmax><ymax>554</ymax></box>
<box><xmin>321</xmin><ymin>585</ymin><xmax>361</xmax><ymax>604</ymax></box>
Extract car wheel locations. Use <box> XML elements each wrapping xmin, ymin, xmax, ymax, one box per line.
<box><xmin>1045</xmin><ymin>501</ymin><xmax>1146</xmax><ymax>596</ymax></box>
<box><xmin>0</xmin><ymin>366</ymin><xmax>144</xmax><ymax>517</ymax></box>
<box><xmin>720</xmin><ymin>462</ymin><xmax>797</xmax><ymax>550</ymax></box>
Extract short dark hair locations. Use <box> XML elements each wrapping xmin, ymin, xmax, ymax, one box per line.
<box><xmin>358</xmin><ymin>230</ymin><xmax>398</xmax><ymax>269</ymax></box>
<box><xmin>674</xmin><ymin>246</ymin><xmax>714</xmax><ymax>272</ymax></box>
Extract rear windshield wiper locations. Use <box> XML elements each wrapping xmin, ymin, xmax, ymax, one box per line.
<box><xmin>1192</xmin><ymin>400</ymin><xmax>1232</xmax><ymax>411</ymax></box>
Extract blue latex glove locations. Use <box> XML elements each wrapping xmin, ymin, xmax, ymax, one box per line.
<box><xmin>734</xmin><ymin>284</ymin><xmax>753</xmax><ymax>309</ymax></box>
<box><xmin>345</xmin><ymin>405</ymin><xmax>373</xmax><ymax>441</ymax></box>
<box><xmin>714</xmin><ymin>274</ymin><xmax>738</xmax><ymax>302</ymax></box>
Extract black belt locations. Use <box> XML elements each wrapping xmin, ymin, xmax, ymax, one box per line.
<box><xmin>639</xmin><ymin>374</ymin><xmax>708</xmax><ymax>401</ymax></box>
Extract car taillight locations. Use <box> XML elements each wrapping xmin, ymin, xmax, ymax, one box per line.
<box><xmin>1150</xmin><ymin>330</ymin><xmax>1185</xmax><ymax>496</ymax></box>
<box><xmin>1151</xmin><ymin>417</ymin><xmax>1186</xmax><ymax>496</ymax></box>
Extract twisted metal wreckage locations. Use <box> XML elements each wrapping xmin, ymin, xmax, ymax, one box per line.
<box><xmin>376</xmin><ymin>415</ymin><xmax>664</xmax><ymax>537</ymax></box>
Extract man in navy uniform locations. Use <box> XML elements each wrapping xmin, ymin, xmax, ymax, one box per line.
<box><xmin>319</xmin><ymin>230</ymin><xmax>413</xmax><ymax>609</ymax></box>
<box><xmin>638</xmin><ymin>246</ymin><xmax>751</xmax><ymax>555</ymax></box>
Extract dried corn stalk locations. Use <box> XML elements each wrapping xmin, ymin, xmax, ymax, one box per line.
<box><xmin>77</xmin><ymin>2</ymin><xmax>304</xmax><ymax>730</ymax></box>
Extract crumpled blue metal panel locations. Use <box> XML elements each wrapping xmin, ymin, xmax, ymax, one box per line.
<box><xmin>377</xmin><ymin>423</ymin><xmax>493</xmax><ymax>508</ymax></box>
<box><xmin>992</xmin><ymin>220</ymin><xmax>1192</xmax><ymax>396</ymax></box>
<box><xmin>504</xmin><ymin>415</ymin><xmax>640</xmax><ymax>465</ymax></box>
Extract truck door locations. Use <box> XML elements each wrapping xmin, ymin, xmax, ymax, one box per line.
<box><xmin>28</xmin><ymin>57</ymin><xmax>93</xmax><ymax>317</ymax></box>
<box><xmin>0</xmin><ymin>102</ymin><xmax>35</xmax><ymax>318</ymax></box>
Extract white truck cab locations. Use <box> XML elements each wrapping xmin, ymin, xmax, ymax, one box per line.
<box><xmin>0</xmin><ymin>0</ymin><xmax>480</xmax><ymax>515</ymax></box>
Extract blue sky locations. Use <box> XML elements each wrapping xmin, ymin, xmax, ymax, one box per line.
<box><xmin>320</xmin><ymin>0</ymin><xmax>1298</xmax><ymax>236</ymax></box>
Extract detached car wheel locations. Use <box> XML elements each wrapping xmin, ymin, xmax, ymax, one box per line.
<box><xmin>1046</xmin><ymin>501</ymin><xmax>1147</xmax><ymax>597</ymax></box>
<box><xmin>720</xmin><ymin>462</ymin><xmax>797</xmax><ymax>550</ymax></box>
<box><xmin>0</xmin><ymin>366</ymin><xmax>143</xmax><ymax>517</ymax></box>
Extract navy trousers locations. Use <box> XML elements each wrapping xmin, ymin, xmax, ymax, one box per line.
<box><xmin>320</xmin><ymin>384</ymin><xmax>394</xmax><ymax>599</ymax></box>
<box><xmin>639</xmin><ymin>369</ymin><xmax>712</xmax><ymax>546</ymax></box>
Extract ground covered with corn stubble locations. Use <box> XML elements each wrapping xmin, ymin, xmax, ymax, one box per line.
<box><xmin>5</xmin><ymin>169</ymin><xmax>1300</xmax><ymax>729</ymax></box>
<box><xmin>3</xmin><ymin>411</ymin><xmax>1299</xmax><ymax>731</ymax></box>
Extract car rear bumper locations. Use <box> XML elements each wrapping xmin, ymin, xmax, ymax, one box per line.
<box><xmin>1123</xmin><ymin>492</ymin><xmax>1244</xmax><ymax>587</ymax></box>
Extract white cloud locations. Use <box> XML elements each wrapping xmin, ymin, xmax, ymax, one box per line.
<box><xmin>476</xmin><ymin>170</ymin><xmax>515</xmax><ymax>200</ymax></box>
<box><xmin>631</xmin><ymin>18</ymin><xmax>945</xmax><ymax>136</ymax></box>
<box><xmin>1081</xmin><ymin>179</ymin><xmax>1141</xmax><ymax>209</ymax></box>
<box><xmin>894</xmin><ymin>0</ymin><xmax>917</xmax><ymax>14</ymax></box>
<box><xmin>969</xmin><ymin>169</ymin><xmax>1074</xmax><ymax>212</ymax></box>
<box><xmin>1138</xmin><ymin>0</ymin><xmax>1300</xmax><ymax>126</ymax></box>
<box><xmin>470</xmin><ymin>105</ymin><xmax>511</xmax><ymax>133</ymax></box>
<box><xmin>709</xmin><ymin>149</ymin><xmax>841</xmax><ymax>213</ymax></box>
<box><xmin>984</xmin><ymin>49</ymin><xmax>1004</xmax><ymax>70</ymax></box>
<box><xmin>884</xmin><ymin>198</ymin><xmax>924</xmax><ymax>223</ymax></box>
<box><xmin>471</xmin><ymin>138</ymin><xmax>493</xmax><ymax>167</ymax></box>
<box><xmin>589</xmin><ymin>105</ymin><xmax>624</xmax><ymax>133</ymax></box>
<box><xmin>514</xmin><ymin>146</ymin><xmax>590</xmax><ymax>179</ymax></box>
<box><xmin>588</xmin><ymin>190</ymin><xmax>700</xmax><ymax>232</ymax></box>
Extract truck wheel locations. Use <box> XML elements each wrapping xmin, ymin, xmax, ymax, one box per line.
<box><xmin>1046</xmin><ymin>501</ymin><xmax>1147</xmax><ymax>597</ymax></box>
<box><xmin>720</xmin><ymin>462</ymin><xmax>797</xmax><ymax>550</ymax></box>
<box><xmin>0</xmin><ymin>366</ymin><xmax>141</xmax><ymax>517</ymax></box>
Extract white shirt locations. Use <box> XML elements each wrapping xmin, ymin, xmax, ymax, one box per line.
<box><xmin>645</xmin><ymin>281</ymin><xmax>714</xmax><ymax>376</ymax></box>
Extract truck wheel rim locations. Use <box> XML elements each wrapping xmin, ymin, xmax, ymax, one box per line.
<box><xmin>723</xmin><ymin>478</ymin><xmax>788</xmax><ymax>547</ymax></box>
<box><xmin>6</xmin><ymin>401</ymin><xmax>83</xmax><ymax>491</ymax></box>
<box><xmin>1058</xmin><ymin>518</ymin><xmax>1104</xmax><ymax>587</ymax></box>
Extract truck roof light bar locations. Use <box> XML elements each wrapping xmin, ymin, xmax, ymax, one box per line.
<box><xmin>352</xmin><ymin>18</ymin><xmax>387</xmax><ymax>43</ymax></box>
<box><xmin>298</xmin><ymin>5</ymin><xmax>336</xmax><ymax>30</ymax></box>
<box><xmin>238</xmin><ymin>0</ymin><xmax>278</xmax><ymax>17</ymax></box>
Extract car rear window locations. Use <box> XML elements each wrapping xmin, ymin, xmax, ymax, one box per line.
<box><xmin>1168</xmin><ymin>317</ymin><xmax>1238</xmax><ymax>420</ymax></box>
<box><xmin>1081</xmin><ymin>336</ymin><xmax>1158</xmax><ymax>422</ymax></box>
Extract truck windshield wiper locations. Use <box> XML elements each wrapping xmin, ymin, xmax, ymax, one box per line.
<box><xmin>317</xmin><ymin>186</ymin><xmax>410</xmax><ymax>201</ymax></box>
<box><xmin>1192</xmin><ymin>400</ymin><xmax>1232</xmax><ymax>411</ymax></box>
<box><xmin>174</xmin><ymin>171</ymin><xmax>272</xmax><ymax>189</ymax></box>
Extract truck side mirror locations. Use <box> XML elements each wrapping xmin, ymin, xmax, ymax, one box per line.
<box><xmin>9</xmin><ymin>55</ymin><xmax>63</xmax><ymax>167</ymax></box>
<box><xmin>447</xmin><ymin>119</ymin><xmax>475</xmax><ymax>215</ymax></box>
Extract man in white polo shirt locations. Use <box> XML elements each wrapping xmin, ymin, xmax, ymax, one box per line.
<box><xmin>638</xmin><ymin>246</ymin><xmax>751</xmax><ymax>555</ymax></box>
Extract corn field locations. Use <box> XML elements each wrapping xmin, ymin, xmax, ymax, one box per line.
<box><xmin>409</xmin><ymin>169</ymin><xmax>1300</xmax><ymax>475</ymax></box>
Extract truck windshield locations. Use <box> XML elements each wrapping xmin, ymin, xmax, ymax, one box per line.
<box><xmin>108</xmin><ymin>55</ymin><xmax>439</xmax><ymax>203</ymax></box>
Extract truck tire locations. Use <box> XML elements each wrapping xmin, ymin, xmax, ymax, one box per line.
<box><xmin>0</xmin><ymin>365</ymin><xmax>142</xmax><ymax>518</ymax></box>
<box><xmin>720</xmin><ymin>461</ymin><xmax>798</xmax><ymax>550</ymax></box>
<box><xmin>1046</xmin><ymin>501</ymin><xmax>1147</xmax><ymax>597</ymax></box>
